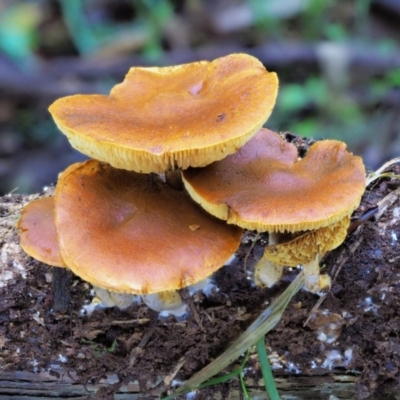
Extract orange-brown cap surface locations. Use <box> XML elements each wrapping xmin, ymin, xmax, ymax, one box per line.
<box><xmin>182</xmin><ymin>128</ymin><xmax>366</xmax><ymax>233</ymax></box>
<box><xmin>49</xmin><ymin>54</ymin><xmax>278</xmax><ymax>173</ymax></box>
<box><xmin>17</xmin><ymin>197</ymin><xmax>65</xmax><ymax>267</ymax></box>
<box><xmin>54</xmin><ymin>160</ymin><xmax>242</xmax><ymax>294</ymax></box>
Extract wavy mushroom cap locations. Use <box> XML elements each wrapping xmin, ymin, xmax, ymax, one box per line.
<box><xmin>49</xmin><ymin>54</ymin><xmax>278</xmax><ymax>173</ymax></box>
<box><xmin>182</xmin><ymin>128</ymin><xmax>366</xmax><ymax>233</ymax></box>
<box><xmin>54</xmin><ymin>160</ymin><xmax>243</xmax><ymax>294</ymax></box>
<box><xmin>17</xmin><ymin>197</ymin><xmax>65</xmax><ymax>267</ymax></box>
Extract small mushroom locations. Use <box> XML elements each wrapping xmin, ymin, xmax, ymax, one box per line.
<box><xmin>254</xmin><ymin>217</ymin><xmax>350</xmax><ymax>291</ymax></box>
<box><xmin>48</xmin><ymin>54</ymin><xmax>278</xmax><ymax>174</ymax></box>
<box><xmin>92</xmin><ymin>286</ymin><xmax>137</xmax><ymax>310</ymax></box>
<box><xmin>17</xmin><ymin>197</ymin><xmax>64</xmax><ymax>268</ymax></box>
<box><xmin>17</xmin><ymin>197</ymin><xmax>137</xmax><ymax>310</ymax></box>
<box><xmin>142</xmin><ymin>291</ymin><xmax>187</xmax><ymax>317</ymax></box>
<box><xmin>182</xmin><ymin>128</ymin><xmax>366</xmax><ymax>293</ymax></box>
<box><xmin>51</xmin><ymin>159</ymin><xmax>242</xmax><ymax>310</ymax></box>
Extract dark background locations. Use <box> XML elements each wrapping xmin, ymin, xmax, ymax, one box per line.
<box><xmin>0</xmin><ymin>0</ymin><xmax>399</xmax><ymax>195</ymax></box>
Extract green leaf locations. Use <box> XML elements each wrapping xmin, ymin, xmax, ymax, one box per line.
<box><xmin>257</xmin><ymin>338</ymin><xmax>280</xmax><ymax>400</ymax></box>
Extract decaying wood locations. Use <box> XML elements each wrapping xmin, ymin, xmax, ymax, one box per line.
<box><xmin>0</xmin><ymin>370</ymin><xmax>361</xmax><ymax>400</ymax></box>
<box><xmin>1</xmin><ymin>179</ymin><xmax>400</xmax><ymax>399</ymax></box>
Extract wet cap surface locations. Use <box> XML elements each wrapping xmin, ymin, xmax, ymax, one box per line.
<box><xmin>183</xmin><ymin>128</ymin><xmax>366</xmax><ymax>232</ymax></box>
<box><xmin>54</xmin><ymin>160</ymin><xmax>242</xmax><ymax>294</ymax></box>
<box><xmin>49</xmin><ymin>54</ymin><xmax>278</xmax><ymax>173</ymax></box>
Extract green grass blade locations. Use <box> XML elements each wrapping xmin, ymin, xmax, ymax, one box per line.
<box><xmin>162</xmin><ymin>350</ymin><xmax>252</xmax><ymax>400</ymax></box>
<box><xmin>239</xmin><ymin>371</ymin><xmax>251</xmax><ymax>400</ymax></box>
<box><xmin>170</xmin><ymin>271</ymin><xmax>304</xmax><ymax>396</ymax></box>
<box><xmin>256</xmin><ymin>338</ymin><xmax>280</xmax><ymax>400</ymax></box>
<box><xmin>366</xmin><ymin>157</ymin><xmax>400</xmax><ymax>186</ymax></box>
<box><xmin>162</xmin><ymin>368</ymin><xmax>240</xmax><ymax>400</ymax></box>
<box><xmin>239</xmin><ymin>349</ymin><xmax>252</xmax><ymax>400</ymax></box>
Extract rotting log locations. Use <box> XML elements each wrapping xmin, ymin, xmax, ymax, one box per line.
<box><xmin>1</xmin><ymin>174</ymin><xmax>400</xmax><ymax>399</ymax></box>
<box><xmin>0</xmin><ymin>370</ymin><xmax>360</xmax><ymax>400</ymax></box>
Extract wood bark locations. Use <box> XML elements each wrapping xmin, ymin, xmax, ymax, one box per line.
<box><xmin>0</xmin><ymin>370</ymin><xmax>362</xmax><ymax>399</ymax></box>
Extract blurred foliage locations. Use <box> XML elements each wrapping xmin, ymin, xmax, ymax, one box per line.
<box><xmin>0</xmin><ymin>1</ymin><xmax>41</xmax><ymax>62</ymax></box>
<box><xmin>0</xmin><ymin>0</ymin><xmax>399</xmax><ymax>194</ymax></box>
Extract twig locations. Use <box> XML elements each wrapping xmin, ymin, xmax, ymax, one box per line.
<box><xmin>129</xmin><ymin>312</ymin><xmax>158</xmax><ymax>367</ymax></box>
<box><xmin>375</xmin><ymin>187</ymin><xmax>400</xmax><ymax>220</ymax></box>
<box><xmin>3</xmin><ymin>42</ymin><xmax>400</xmax><ymax>98</ymax></box>
<box><xmin>52</xmin><ymin>267</ymin><xmax>71</xmax><ymax>313</ymax></box>
<box><xmin>243</xmin><ymin>232</ymin><xmax>260</xmax><ymax>273</ymax></box>
<box><xmin>163</xmin><ymin>357</ymin><xmax>187</xmax><ymax>387</ymax></box>
<box><xmin>303</xmin><ymin>294</ymin><xmax>327</xmax><ymax>327</ymax></box>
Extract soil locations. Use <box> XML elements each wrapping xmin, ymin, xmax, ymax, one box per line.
<box><xmin>1</xmin><ymin>134</ymin><xmax>400</xmax><ymax>400</ymax></box>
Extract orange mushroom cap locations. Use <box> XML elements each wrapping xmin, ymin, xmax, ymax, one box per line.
<box><xmin>182</xmin><ymin>128</ymin><xmax>366</xmax><ymax>233</ymax></box>
<box><xmin>49</xmin><ymin>54</ymin><xmax>278</xmax><ymax>173</ymax></box>
<box><xmin>54</xmin><ymin>160</ymin><xmax>242</xmax><ymax>294</ymax></box>
<box><xmin>17</xmin><ymin>197</ymin><xmax>65</xmax><ymax>267</ymax></box>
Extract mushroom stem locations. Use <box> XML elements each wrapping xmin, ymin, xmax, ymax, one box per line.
<box><xmin>254</xmin><ymin>256</ymin><xmax>283</xmax><ymax>287</ymax></box>
<box><xmin>254</xmin><ymin>232</ymin><xmax>287</xmax><ymax>287</ymax></box>
<box><xmin>142</xmin><ymin>290</ymin><xmax>187</xmax><ymax>316</ymax></box>
<box><xmin>165</xmin><ymin>169</ymin><xmax>183</xmax><ymax>190</ymax></box>
<box><xmin>93</xmin><ymin>286</ymin><xmax>136</xmax><ymax>309</ymax></box>
<box><xmin>302</xmin><ymin>254</ymin><xmax>331</xmax><ymax>293</ymax></box>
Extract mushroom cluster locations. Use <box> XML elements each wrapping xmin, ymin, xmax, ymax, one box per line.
<box><xmin>17</xmin><ymin>53</ymin><xmax>279</xmax><ymax>313</ymax></box>
<box><xmin>182</xmin><ymin>128</ymin><xmax>366</xmax><ymax>293</ymax></box>
<box><xmin>18</xmin><ymin>160</ymin><xmax>243</xmax><ymax>314</ymax></box>
<box><xmin>17</xmin><ymin>52</ymin><xmax>366</xmax><ymax>316</ymax></box>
